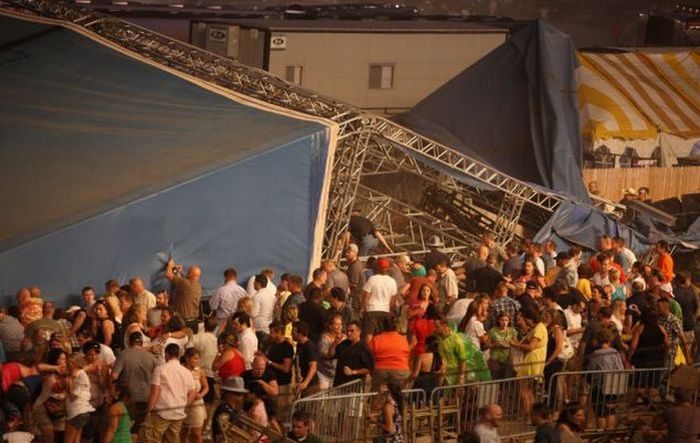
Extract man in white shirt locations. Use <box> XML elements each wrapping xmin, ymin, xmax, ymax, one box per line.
<box><xmin>530</xmin><ymin>243</ymin><xmax>546</xmax><ymax>277</ymax></box>
<box><xmin>612</xmin><ymin>236</ymin><xmax>637</xmax><ymax>274</ymax></box>
<box><xmin>130</xmin><ymin>277</ymin><xmax>156</xmax><ymax>311</ymax></box>
<box><xmin>77</xmin><ymin>332</ymin><xmax>116</xmax><ymax>367</ymax></box>
<box><xmin>564</xmin><ymin>297</ymin><xmax>585</xmax><ymax>348</ymax></box>
<box><xmin>252</xmin><ymin>274</ymin><xmax>276</xmax><ymax>334</ymax></box>
<box><xmin>147</xmin><ymin>290</ymin><xmax>169</xmax><ymax>328</ymax></box>
<box><xmin>246</xmin><ymin>268</ymin><xmax>277</xmax><ymax>297</ymax></box>
<box><xmin>361</xmin><ymin>257</ymin><xmax>397</xmax><ymax>344</ymax></box>
<box><xmin>232</xmin><ymin>312</ymin><xmax>258</xmax><ymax>370</ymax></box>
<box><xmin>142</xmin><ymin>343</ymin><xmax>196</xmax><ymax>443</ymax></box>
<box><xmin>473</xmin><ymin>404</ymin><xmax>505</xmax><ymax>443</ymax></box>
<box><xmin>209</xmin><ymin>268</ymin><xmax>247</xmax><ymax>325</ymax></box>
<box><xmin>436</xmin><ymin>259</ymin><xmax>458</xmax><ymax>313</ymax></box>
<box><xmin>592</xmin><ymin>253</ymin><xmax>612</xmax><ymax>287</ymax></box>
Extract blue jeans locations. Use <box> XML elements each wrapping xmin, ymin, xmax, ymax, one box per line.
<box><xmin>359</xmin><ymin>234</ymin><xmax>378</xmax><ymax>256</ymax></box>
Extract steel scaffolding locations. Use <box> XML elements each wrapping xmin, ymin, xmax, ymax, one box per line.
<box><xmin>5</xmin><ymin>0</ymin><xmax>566</xmax><ymax>261</ymax></box>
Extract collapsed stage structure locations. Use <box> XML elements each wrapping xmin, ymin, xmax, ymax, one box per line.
<box><xmin>1</xmin><ymin>0</ymin><xmax>609</xmax><ymax>301</ymax></box>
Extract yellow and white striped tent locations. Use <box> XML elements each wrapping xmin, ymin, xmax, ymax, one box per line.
<box><xmin>578</xmin><ymin>49</ymin><xmax>700</xmax><ymax>164</ymax></box>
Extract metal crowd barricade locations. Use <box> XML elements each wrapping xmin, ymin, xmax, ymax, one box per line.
<box><xmin>401</xmin><ymin>388</ymin><xmax>427</xmax><ymax>407</ymax></box>
<box><xmin>302</xmin><ymin>378</ymin><xmax>364</xmax><ymax>400</ymax></box>
<box><xmin>289</xmin><ymin>388</ymin><xmax>427</xmax><ymax>442</ymax></box>
<box><xmin>291</xmin><ymin>392</ymin><xmax>375</xmax><ymax>442</ymax></box>
<box><xmin>547</xmin><ymin>366</ymin><xmax>670</xmax><ymax>429</ymax></box>
<box><xmin>430</xmin><ymin>375</ymin><xmax>542</xmax><ymax>439</ymax></box>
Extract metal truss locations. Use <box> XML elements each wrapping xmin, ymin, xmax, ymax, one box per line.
<box><xmin>370</xmin><ymin>117</ymin><xmax>564</xmax><ymax>213</ymax></box>
<box><xmin>323</xmin><ymin>127</ymin><xmax>372</xmax><ymax>261</ymax></box>
<box><xmin>7</xmin><ymin>0</ymin><xmax>565</xmax><ymax>259</ymax></box>
<box><xmin>355</xmin><ymin>185</ymin><xmax>479</xmax><ymax>261</ymax></box>
<box><xmin>492</xmin><ymin>194</ymin><xmax>526</xmax><ymax>245</ymax></box>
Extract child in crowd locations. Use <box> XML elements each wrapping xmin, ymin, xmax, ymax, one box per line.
<box><xmin>65</xmin><ymin>354</ymin><xmax>95</xmax><ymax>443</ymax></box>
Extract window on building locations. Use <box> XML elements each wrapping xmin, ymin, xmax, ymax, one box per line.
<box><xmin>369</xmin><ymin>64</ymin><xmax>395</xmax><ymax>89</ymax></box>
<box><xmin>285</xmin><ymin>65</ymin><xmax>303</xmax><ymax>85</ymax></box>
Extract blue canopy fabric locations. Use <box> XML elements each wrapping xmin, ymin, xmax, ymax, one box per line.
<box><xmin>533</xmin><ymin>202</ymin><xmax>699</xmax><ymax>256</ymax></box>
<box><xmin>396</xmin><ymin>20</ymin><xmax>589</xmax><ymax>203</ymax></box>
<box><xmin>0</xmin><ymin>12</ymin><xmax>335</xmax><ymax>304</ymax></box>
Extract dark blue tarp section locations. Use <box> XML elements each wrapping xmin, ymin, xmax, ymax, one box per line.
<box><xmin>0</xmin><ymin>13</ymin><xmax>332</xmax><ymax>304</ymax></box>
<box><xmin>396</xmin><ymin>20</ymin><xmax>589</xmax><ymax>203</ymax></box>
<box><xmin>533</xmin><ymin>202</ymin><xmax>700</xmax><ymax>255</ymax></box>
<box><xmin>533</xmin><ymin>202</ymin><xmax>652</xmax><ymax>255</ymax></box>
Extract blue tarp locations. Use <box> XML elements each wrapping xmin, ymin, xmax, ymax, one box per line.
<box><xmin>533</xmin><ymin>202</ymin><xmax>700</xmax><ymax>255</ymax></box>
<box><xmin>396</xmin><ymin>20</ymin><xmax>589</xmax><ymax>203</ymax></box>
<box><xmin>0</xmin><ymin>13</ymin><xmax>333</xmax><ymax>305</ymax></box>
<box><xmin>532</xmin><ymin>202</ymin><xmax>651</xmax><ymax>255</ymax></box>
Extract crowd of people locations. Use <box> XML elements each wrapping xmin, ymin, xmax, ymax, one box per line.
<box><xmin>0</xmin><ymin>216</ymin><xmax>697</xmax><ymax>442</ymax></box>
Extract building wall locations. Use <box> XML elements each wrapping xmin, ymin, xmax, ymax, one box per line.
<box><xmin>265</xmin><ymin>31</ymin><xmax>506</xmax><ymax>111</ymax></box>
<box><xmin>125</xmin><ymin>17</ymin><xmax>191</xmax><ymax>43</ymax></box>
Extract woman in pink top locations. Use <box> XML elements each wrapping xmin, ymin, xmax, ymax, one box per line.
<box><xmin>370</xmin><ymin>316</ymin><xmax>410</xmax><ymax>391</ymax></box>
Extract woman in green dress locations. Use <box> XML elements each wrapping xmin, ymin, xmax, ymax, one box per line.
<box><xmin>104</xmin><ymin>385</ymin><xmax>133</xmax><ymax>443</ymax></box>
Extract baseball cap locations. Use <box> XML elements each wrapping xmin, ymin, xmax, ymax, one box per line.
<box><xmin>659</xmin><ymin>282</ymin><xmax>674</xmax><ymax>297</ymax></box>
<box><xmin>526</xmin><ymin>281</ymin><xmax>540</xmax><ymax>290</ymax></box>
<box><xmin>129</xmin><ymin>331</ymin><xmax>144</xmax><ymax>344</ymax></box>
<box><xmin>377</xmin><ymin>258</ymin><xmax>391</xmax><ymax>270</ymax></box>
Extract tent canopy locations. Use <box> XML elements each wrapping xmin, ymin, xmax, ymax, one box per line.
<box><xmin>0</xmin><ymin>12</ymin><xmax>335</xmax><ymax>304</ymax></box>
<box><xmin>578</xmin><ymin>49</ymin><xmax>700</xmax><ymax>163</ymax></box>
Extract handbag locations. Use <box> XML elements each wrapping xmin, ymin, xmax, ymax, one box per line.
<box><xmin>509</xmin><ymin>346</ymin><xmax>524</xmax><ymax>369</ymax></box>
<box><xmin>558</xmin><ymin>335</ymin><xmax>575</xmax><ymax>361</ymax></box>
<box><xmin>510</xmin><ymin>329</ymin><xmax>532</xmax><ymax>370</ymax></box>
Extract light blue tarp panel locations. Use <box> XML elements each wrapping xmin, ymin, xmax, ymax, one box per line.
<box><xmin>0</xmin><ymin>14</ymin><xmax>322</xmax><ymax>250</ymax></box>
<box><xmin>395</xmin><ymin>20</ymin><xmax>589</xmax><ymax>203</ymax></box>
<box><xmin>0</xmin><ymin>13</ymin><xmax>332</xmax><ymax>304</ymax></box>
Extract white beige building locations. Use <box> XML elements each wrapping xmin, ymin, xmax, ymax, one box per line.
<box><xmin>191</xmin><ymin>19</ymin><xmax>507</xmax><ymax>112</ymax></box>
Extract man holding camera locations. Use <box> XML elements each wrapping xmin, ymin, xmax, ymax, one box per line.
<box><xmin>165</xmin><ymin>259</ymin><xmax>202</xmax><ymax>330</ymax></box>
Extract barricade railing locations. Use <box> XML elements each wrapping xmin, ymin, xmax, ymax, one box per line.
<box><xmin>547</xmin><ymin>366</ymin><xmax>670</xmax><ymax>429</ymax></box>
<box><xmin>303</xmin><ymin>378</ymin><xmax>364</xmax><ymax>400</ymax></box>
<box><xmin>289</xmin><ymin>388</ymin><xmax>427</xmax><ymax>442</ymax></box>
<box><xmin>430</xmin><ymin>375</ymin><xmax>542</xmax><ymax>438</ymax></box>
<box><xmin>291</xmin><ymin>392</ymin><xmax>373</xmax><ymax>442</ymax></box>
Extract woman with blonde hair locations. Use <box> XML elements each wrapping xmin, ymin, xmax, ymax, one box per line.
<box><xmin>609</xmin><ymin>268</ymin><xmax>626</xmax><ymax>302</ymax></box>
<box><xmin>237</xmin><ymin>297</ymin><xmax>255</xmax><ymax>319</ymax></box>
<box><xmin>64</xmin><ymin>354</ymin><xmax>94</xmax><ymax>443</ymax></box>
<box><xmin>281</xmin><ymin>303</ymin><xmax>299</xmax><ymax>348</ymax></box>
<box><xmin>510</xmin><ymin>307</ymin><xmax>547</xmax><ymax>421</ymax></box>
<box><xmin>181</xmin><ymin>348</ymin><xmax>209</xmax><ymax>443</ymax></box>
<box><xmin>122</xmin><ymin>303</ymin><xmax>150</xmax><ymax>349</ymax></box>
<box><xmin>318</xmin><ymin>314</ymin><xmax>346</xmax><ymax>390</ymax></box>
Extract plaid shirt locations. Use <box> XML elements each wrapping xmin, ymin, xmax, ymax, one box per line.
<box><xmin>659</xmin><ymin>313</ymin><xmax>683</xmax><ymax>363</ymax></box>
<box><xmin>491</xmin><ymin>296</ymin><xmax>521</xmax><ymax>322</ymax></box>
